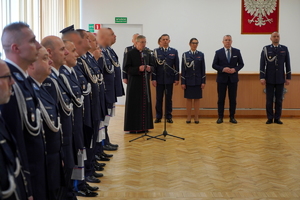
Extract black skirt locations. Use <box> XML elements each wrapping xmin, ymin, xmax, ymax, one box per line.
<box><xmin>184</xmin><ymin>85</ymin><xmax>202</xmax><ymax>99</ymax></box>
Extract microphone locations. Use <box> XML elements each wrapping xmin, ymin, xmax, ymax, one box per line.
<box><xmin>143</xmin><ymin>48</ymin><xmax>153</xmax><ymax>53</ymax></box>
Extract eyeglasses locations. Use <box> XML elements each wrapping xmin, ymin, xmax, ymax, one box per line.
<box><xmin>0</xmin><ymin>75</ymin><xmax>12</xmax><ymax>82</ymax></box>
<box><xmin>191</xmin><ymin>42</ymin><xmax>199</xmax><ymax>44</ymax></box>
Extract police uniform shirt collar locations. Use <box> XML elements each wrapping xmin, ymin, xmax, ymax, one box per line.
<box><xmin>190</xmin><ymin>50</ymin><xmax>197</xmax><ymax>54</ymax></box>
<box><xmin>81</xmin><ymin>54</ymin><xmax>87</xmax><ymax>59</ymax></box>
<box><xmin>63</xmin><ymin>65</ymin><xmax>73</xmax><ymax>74</ymax></box>
<box><xmin>163</xmin><ymin>47</ymin><xmax>169</xmax><ymax>52</ymax></box>
<box><xmin>272</xmin><ymin>44</ymin><xmax>280</xmax><ymax>48</ymax></box>
<box><xmin>31</xmin><ymin>77</ymin><xmax>42</xmax><ymax>87</ymax></box>
<box><xmin>51</xmin><ymin>67</ymin><xmax>60</xmax><ymax>77</ymax></box>
<box><xmin>5</xmin><ymin>58</ymin><xmax>29</xmax><ymax>78</ymax></box>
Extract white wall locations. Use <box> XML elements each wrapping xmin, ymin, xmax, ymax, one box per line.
<box><xmin>80</xmin><ymin>0</ymin><xmax>300</xmax><ymax>73</ymax></box>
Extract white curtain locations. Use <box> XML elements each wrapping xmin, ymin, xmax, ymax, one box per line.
<box><xmin>0</xmin><ymin>0</ymin><xmax>80</xmax><ymax>59</ymax></box>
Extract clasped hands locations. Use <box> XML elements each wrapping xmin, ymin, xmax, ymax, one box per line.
<box><xmin>139</xmin><ymin>65</ymin><xmax>151</xmax><ymax>72</ymax></box>
<box><xmin>223</xmin><ymin>67</ymin><xmax>236</xmax><ymax>74</ymax></box>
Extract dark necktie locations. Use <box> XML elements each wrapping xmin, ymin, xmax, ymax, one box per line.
<box><xmin>227</xmin><ymin>49</ymin><xmax>231</xmax><ymax>63</ymax></box>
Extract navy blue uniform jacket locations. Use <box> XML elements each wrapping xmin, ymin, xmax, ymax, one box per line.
<box><xmin>260</xmin><ymin>44</ymin><xmax>291</xmax><ymax>84</ymax></box>
<box><xmin>181</xmin><ymin>50</ymin><xmax>206</xmax><ymax>85</ymax></box>
<box><xmin>152</xmin><ymin>47</ymin><xmax>179</xmax><ymax>84</ymax></box>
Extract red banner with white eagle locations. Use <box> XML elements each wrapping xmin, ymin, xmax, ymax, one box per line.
<box><xmin>241</xmin><ymin>0</ymin><xmax>279</xmax><ymax>34</ymax></box>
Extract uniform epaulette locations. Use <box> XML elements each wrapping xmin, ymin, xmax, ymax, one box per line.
<box><xmin>279</xmin><ymin>44</ymin><xmax>287</xmax><ymax>48</ymax></box>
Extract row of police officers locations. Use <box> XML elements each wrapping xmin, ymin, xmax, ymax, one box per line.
<box><xmin>0</xmin><ymin>22</ymin><xmax>124</xmax><ymax>199</ymax></box>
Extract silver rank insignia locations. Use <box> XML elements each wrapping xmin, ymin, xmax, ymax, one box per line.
<box><xmin>31</xmin><ymin>113</ymin><xmax>35</xmax><ymax>122</ymax></box>
<box><xmin>13</xmin><ymin>72</ymin><xmax>24</xmax><ymax>81</ymax></box>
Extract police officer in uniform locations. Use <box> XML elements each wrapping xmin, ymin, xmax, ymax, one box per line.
<box><xmin>75</xmin><ymin>29</ymin><xmax>104</xmax><ymax>181</ymax></box>
<box><xmin>97</xmin><ymin>28</ymin><xmax>118</xmax><ymax>151</ymax></box>
<box><xmin>41</xmin><ymin>35</ymin><xmax>78</xmax><ymax>200</ymax></box>
<box><xmin>61</xmin><ymin>30</ymin><xmax>99</xmax><ymax>197</ymax></box>
<box><xmin>107</xmin><ymin>28</ymin><xmax>125</xmax><ymax>97</ymax></box>
<box><xmin>28</xmin><ymin>46</ymin><xmax>64</xmax><ymax>200</ymax></box>
<box><xmin>122</xmin><ymin>33</ymin><xmax>139</xmax><ymax>84</ymax></box>
<box><xmin>152</xmin><ymin>34</ymin><xmax>179</xmax><ymax>123</ymax></box>
<box><xmin>0</xmin><ymin>59</ymin><xmax>26</xmax><ymax>200</ymax></box>
<box><xmin>86</xmin><ymin>32</ymin><xmax>112</xmax><ymax>163</ymax></box>
<box><xmin>181</xmin><ymin>38</ymin><xmax>206</xmax><ymax>124</ymax></box>
<box><xmin>1</xmin><ymin>22</ymin><xmax>47</xmax><ymax>200</ymax></box>
<box><xmin>260</xmin><ymin>32</ymin><xmax>291</xmax><ymax>124</ymax></box>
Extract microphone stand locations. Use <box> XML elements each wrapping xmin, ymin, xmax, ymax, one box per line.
<box><xmin>148</xmin><ymin>58</ymin><xmax>185</xmax><ymax>141</ymax></box>
<box><xmin>129</xmin><ymin>50</ymin><xmax>165</xmax><ymax>142</ymax></box>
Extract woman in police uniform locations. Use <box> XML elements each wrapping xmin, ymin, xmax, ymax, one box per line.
<box><xmin>181</xmin><ymin>38</ymin><xmax>206</xmax><ymax>124</ymax></box>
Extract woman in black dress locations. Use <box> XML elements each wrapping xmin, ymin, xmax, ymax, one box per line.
<box><xmin>181</xmin><ymin>38</ymin><xmax>206</xmax><ymax>124</ymax></box>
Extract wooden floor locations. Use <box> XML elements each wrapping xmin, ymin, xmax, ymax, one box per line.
<box><xmin>78</xmin><ymin>106</ymin><xmax>300</xmax><ymax>200</ymax></box>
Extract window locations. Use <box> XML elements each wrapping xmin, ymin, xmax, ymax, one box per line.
<box><xmin>0</xmin><ymin>0</ymin><xmax>79</xmax><ymax>59</ymax></box>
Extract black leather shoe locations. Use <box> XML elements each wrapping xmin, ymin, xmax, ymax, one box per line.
<box><xmin>93</xmin><ymin>172</ymin><xmax>103</xmax><ymax>178</ymax></box>
<box><xmin>76</xmin><ymin>189</ymin><xmax>98</xmax><ymax>197</ymax></box>
<box><xmin>186</xmin><ymin>121</ymin><xmax>191</xmax><ymax>124</ymax></box>
<box><xmin>94</xmin><ymin>166</ymin><xmax>104</xmax><ymax>171</ymax></box>
<box><xmin>85</xmin><ymin>183</ymin><xmax>99</xmax><ymax>191</ymax></box>
<box><xmin>154</xmin><ymin>118</ymin><xmax>161</xmax><ymax>123</ymax></box>
<box><xmin>194</xmin><ymin>121</ymin><xmax>199</xmax><ymax>124</ymax></box>
<box><xmin>167</xmin><ymin>118</ymin><xmax>173</xmax><ymax>123</ymax></box>
<box><xmin>85</xmin><ymin>176</ymin><xmax>101</xmax><ymax>183</ymax></box>
<box><xmin>266</xmin><ymin>119</ymin><xmax>273</xmax><ymax>124</ymax></box>
<box><xmin>107</xmin><ymin>142</ymin><xmax>118</xmax><ymax>148</ymax></box>
<box><xmin>230</xmin><ymin>118</ymin><xmax>237</xmax><ymax>124</ymax></box>
<box><xmin>95</xmin><ymin>162</ymin><xmax>106</xmax><ymax>167</ymax></box>
<box><xmin>95</xmin><ymin>154</ymin><xmax>110</xmax><ymax>161</ymax></box>
<box><xmin>217</xmin><ymin>118</ymin><xmax>223</xmax><ymax>124</ymax></box>
<box><xmin>274</xmin><ymin>119</ymin><xmax>283</xmax><ymax>124</ymax></box>
<box><xmin>102</xmin><ymin>152</ymin><xmax>113</xmax><ymax>157</ymax></box>
<box><xmin>103</xmin><ymin>144</ymin><xmax>117</xmax><ymax>151</ymax></box>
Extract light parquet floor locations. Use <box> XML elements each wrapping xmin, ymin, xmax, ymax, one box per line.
<box><xmin>78</xmin><ymin>106</ymin><xmax>300</xmax><ymax>200</ymax></box>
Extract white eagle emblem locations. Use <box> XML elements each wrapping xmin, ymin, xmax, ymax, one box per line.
<box><xmin>244</xmin><ymin>0</ymin><xmax>277</xmax><ymax>27</ymax></box>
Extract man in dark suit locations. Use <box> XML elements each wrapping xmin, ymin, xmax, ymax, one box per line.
<box><xmin>28</xmin><ymin>46</ymin><xmax>64</xmax><ymax>200</ymax></box>
<box><xmin>212</xmin><ymin>35</ymin><xmax>244</xmax><ymax>124</ymax></box>
<box><xmin>260</xmin><ymin>32</ymin><xmax>291</xmax><ymax>124</ymax></box>
<box><xmin>0</xmin><ymin>59</ymin><xmax>27</xmax><ymax>200</ymax></box>
<box><xmin>122</xmin><ymin>33</ymin><xmax>139</xmax><ymax>84</ymax></box>
<box><xmin>0</xmin><ymin>22</ymin><xmax>47</xmax><ymax>200</ymax></box>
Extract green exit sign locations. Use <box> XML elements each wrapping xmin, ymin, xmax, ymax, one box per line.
<box><xmin>115</xmin><ymin>17</ymin><xmax>127</xmax><ymax>23</ymax></box>
<box><xmin>88</xmin><ymin>24</ymin><xmax>94</xmax><ymax>32</ymax></box>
